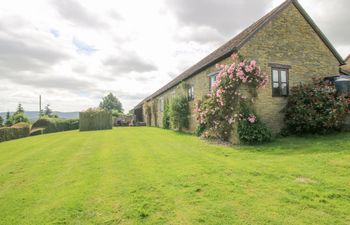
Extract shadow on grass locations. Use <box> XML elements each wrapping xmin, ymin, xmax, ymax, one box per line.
<box><xmin>240</xmin><ymin>132</ymin><xmax>350</xmax><ymax>155</ymax></box>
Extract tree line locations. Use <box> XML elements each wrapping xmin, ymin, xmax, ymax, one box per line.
<box><xmin>0</xmin><ymin>103</ymin><xmax>56</xmax><ymax>127</ymax></box>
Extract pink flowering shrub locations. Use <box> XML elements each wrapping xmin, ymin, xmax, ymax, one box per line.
<box><xmin>247</xmin><ymin>114</ymin><xmax>257</xmax><ymax>124</ymax></box>
<box><xmin>238</xmin><ymin>102</ymin><xmax>272</xmax><ymax>144</ymax></box>
<box><xmin>194</xmin><ymin>53</ymin><xmax>271</xmax><ymax>143</ymax></box>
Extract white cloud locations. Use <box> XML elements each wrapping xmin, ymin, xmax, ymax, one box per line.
<box><xmin>0</xmin><ymin>0</ymin><xmax>348</xmax><ymax>113</ymax></box>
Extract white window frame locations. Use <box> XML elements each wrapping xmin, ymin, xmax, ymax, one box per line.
<box><xmin>208</xmin><ymin>71</ymin><xmax>219</xmax><ymax>92</ymax></box>
<box><xmin>187</xmin><ymin>84</ymin><xmax>194</xmax><ymax>101</ymax></box>
<box><xmin>159</xmin><ymin>97</ymin><xmax>164</xmax><ymax>112</ymax></box>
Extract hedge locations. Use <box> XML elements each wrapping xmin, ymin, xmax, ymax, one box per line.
<box><xmin>79</xmin><ymin>108</ymin><xmax>112</xmax><ymax>131</ymax></box>
<box><xmin>0</xmin><ymin>123</ymin><xmax>30</xmax><ymax>142</ymax></box>
<box><xmin>31</xmin><ymin>118</ymin><xmax>79</xmax><ymax>134</ymax></box>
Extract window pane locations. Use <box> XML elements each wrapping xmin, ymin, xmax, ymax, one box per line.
<box><xmin>209</xmin><ymin>75</ymin><xmax>217</xmax><ymax>91</ymax></box>
<box><xmin>281</xmin><ymin>83</ymin><xmax>287</xmax><ymax>95</ymax></box>
<box><xmin>188</xmin><ymin>85</ymin><xmax>194</xmax><ymax>100</ymax></box>
<box><xmin>210</xmin><ymin>75</ymin><xmax>216</xmax><ymax>86</ymax></box>
<box><xmin>281</xmin><ymin>71</ymin><xmax>287</xmax><ymax>82</ymax></box>
<box><xmin>211</xmin><ymin>75</ymin><xmax>216</xmax><ymax>84</ymax></box>
<box><xmin>273</xmin><ymin>82</ymin><xmax>279</xmax><ymax>88</ymax></box>
<box><xmin>272</xmin><ymin>88</ymin><xmax>280</xmax><ymax>96</ymax></box>
<box><xmin>272</xmin><ymin>70</ymin><xmax>279</xmax><ymax>82</ymax></box>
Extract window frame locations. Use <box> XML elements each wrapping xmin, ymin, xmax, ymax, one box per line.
<box><xmin>270</xmin><ymin>65</ymin><xmax>290</xmax><ymax>97</ymax></box>
<box><xmin>187</xmin><ymin>84</ymin><xmax>194</xmax><ymax>101</ymax></box>
<box><xmin>159</xmin><ymin>97</ymin><xmax>164</xmax><ymax>112</ymax></box>
<box><xmin>208</xmin><ymin>71</ymin><xmax>219</xmax><ymax>92</ymax></box>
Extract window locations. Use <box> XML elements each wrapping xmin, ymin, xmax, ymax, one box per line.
<box><xmin>208</xmin><ymin>71</ymin><xmax>219</xmax><ymax>92</ymax></box>
<box><xmin>159</xmin><ymin>97</ymin><xmax>164</xmax><ymax>112</ymax></box>
<box><xmin>187</xmin><ymin>84</ymin><xmax>194</xmax><ymax>101</ymax></box>
<box><xmin>271</xmin><ymin>67</ymin><xmax>289</xmax><ymax>97</ymax></box>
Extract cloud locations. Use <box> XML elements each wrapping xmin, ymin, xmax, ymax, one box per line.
<box><xmin>103</xmin><ymin>52</ymin><xmax>157</xmax><ymax>74</ymax></box>
<box><xmin>176</xmin><ymin>25</ymin><xmax>225</xmax><ymax>44</ymax></box>
<box><xmin>0</xmin><ymin>0</ymin><xmax>348</xmax><ymax>113</ymax></box>
<box><xmin>0</xmin><ymin>35</ymin><xmax>69</xmax><ymax>73</ymax></box>
<box><xmin>72</xmin><ymin>38</ymin><xmax>97</xmax><ymax>55</ymax></box>
<box><xmin>0</xmin><ymin>69</ymin><xmax>93</xmax><ymax>91</ymax></box>
<box><xmin>51</xmin><ymin>0</ymin><xmax>110</xmax><ymax>28</ymax></box>
<box><xmin>49</xmin><ymin>29</ymin><xmax>60</xmax><ymax>38</ymax></box>
<box><xmin>166</xmin><ymin>0</ymin><xmax>272</xmax><ymax>38</ymax></box>
<box><xmin>308</xmin><ymin>0</ymin><xmax>350</xmax><ymax>46</ymax></box>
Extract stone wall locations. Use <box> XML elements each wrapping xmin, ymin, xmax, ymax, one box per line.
<box><xmin>342</xmin><ymin>57</ymin><xmax>350</xmax><ymax>71</ymax></box>
<box><xmin>143</xmin><ymin>3</ymin><xmax>340</xmax><ymax>139</ymax></box>
<box><xmin>239</xmin><ymin>4</ymin><xmax>339</xmax><ymax>133</ymax></box>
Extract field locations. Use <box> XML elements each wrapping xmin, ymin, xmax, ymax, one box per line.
<box><xmin>0</xmin><ymin>127</ymin><xmax>349</xmax><ymax>224</ymax></box>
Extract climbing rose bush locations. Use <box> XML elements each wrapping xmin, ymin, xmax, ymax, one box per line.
<box><xmin>194</xmin><ymin>54</ymin><xmax>269</xmax><ymax>142</ymax></box>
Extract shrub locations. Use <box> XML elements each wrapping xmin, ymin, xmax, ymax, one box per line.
<box><xmin>152</xmin><ymin>101</ymin><xmax>158</xmax><ymax>127</ymax></box>
<box><xmin>195</xmin><ymin>123</ymin><xmax>206</xmax><ymax>137</ymax></box>
<box><xmin>30</xmin><ymin>128</ymin><xmax>45</xmax><ymax>136</ymax></box>
<box><xmin>194</xmin><ymin>54</ymin><xmax>269</xmax><ymax>143</ymax></box>
<box><xmin>162</xmin><ymin>102</ymin><xmax>170</xmax><ymax>129</ymax></box>
<box><xmin>79</xmin><ymin>108</ymin><xmax>112</xmax><ymax>131</ymax></box>
<box><xmin>145</xmin><ymin>104</ymin><xmax>152</xmax><ymax>126</ymax></box>
<box><xmin>284</xmin><ymin>78</ymin><xmax>349</xmax><ymax>134</ymax></box>
<box><xmin>5</xmin><ymin>112</ymin><xmax>12</xmax><ymax>127</ymax></box>
<box><xmin>169</xmin><ymin>95</ymin><xmax>189</xmax><ymax>131</ymax></box>
<box><xmin>0</xmin><ymin>123</ymin><xmax>30</xmax><ymax>142</ymax></box>
<box><xmin>112</xmin><ymin>110</ymin><xmax>123</xmax><ymax>117</ymax></box>
<box><xmin>238</xmin><ymin>103</ymin><xmax>272</xmax><ymax>144</ymax></box>
<box><xmin>10</xmin><ymin>113</ymin><xmax>29</xmax><ymax>125</ymax></box>
<box><xmin>32</xmin><ymin>117</ymin><xmax>79</xmax><ymax>134</ymax></box>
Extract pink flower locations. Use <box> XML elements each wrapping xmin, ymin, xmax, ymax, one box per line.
<box><xmin>247</xmin><ymin>114</ymin><xmax>257</xmax><ymax>124</ymax></box>
<box><xmin>231</xmin><ymin>53</ymin><xmax>239</xmax><ymax>61</ymax></box>
<box><xmin>245</xmin><ymin>65</ymin><xmax>253</xmax><ymax>73</ymax></box>
<box><xmin>250</xmin><ymin>60</ymin><xmax>257</xmax><ymax>68</ymax></box>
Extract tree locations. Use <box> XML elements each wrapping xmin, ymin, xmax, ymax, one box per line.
<box><xmin>11</xmin><ymin>113</ymin><xmax>29</xmax><ymax>124</ymax></box>
<box><xmin>0</xmin><ymin>115</ymin><xmax>3</xmax><ymax>127</ymax></box>
<box><xmin>111</xmin><ymin>109</ymin><xmax>123</xmax><ymax>117</ymax></box>
<box><xmin>99</xmin><ymin>93</ymin><xmax>123</xmax><ymax>112</ymax></box>
<box><xmin>15</xmin><ymin>103</ymin><xmax>24</xmax><ymax>115</ymax></box>
<box><xmin>5</xmin><ymin>112</ymin><xmax>12</xmax><ymax>127</ymax></box>
<box><xmin>44</xmin><ymin>104</ymin><xmax>53</xmax><ymax>117</ymax></box>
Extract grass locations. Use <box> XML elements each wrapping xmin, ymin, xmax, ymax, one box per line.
<box><xmin>0</xmin><ymin>127</ymin><xmax>349</xmax><ymax>225</ymax></box>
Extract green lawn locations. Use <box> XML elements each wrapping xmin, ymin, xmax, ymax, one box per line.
<box><xmin>0</xmin><ymin>128</ymin><xmax>349</xmax><ymax>225</ymax></box>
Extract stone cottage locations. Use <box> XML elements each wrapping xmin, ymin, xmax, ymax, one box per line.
<box><xmin>133</xmin><ymin>0</ymin><xmax>345</xmax><ymax>137</ymax></box>
<box><xmin>341</xmin><ymin>55</ymin><xmax>350</xmax><ymax>75</ymax></box>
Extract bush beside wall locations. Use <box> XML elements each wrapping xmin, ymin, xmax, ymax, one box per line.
<box><xmin>284</xmin><ymin>79</ymin><xmax>349</xmax><ymax>135</ymax></box>
<box><xmin>0</xmin><ymin>123</ymin><xmax>30</xmax><ymax>142</ymax></box>
<box><xmin>31</xmin><ymin>118</ymin><xmax>79</xmax><ymax>134</ymax></box>
<box><xmin>79</xmin><ymin>108</ymin><xmax>112</xmax><ymax>131</ymax></box>
<box><xmin>169</xmin><ymin>96</ymin><xmax>189</xmax><ymax>132</ymax></box>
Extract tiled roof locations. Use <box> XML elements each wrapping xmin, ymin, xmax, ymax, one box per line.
<box><xmin>134</xmin><ymin>0</ymin><xmax>344</xmax><ymax>109</ymax></box>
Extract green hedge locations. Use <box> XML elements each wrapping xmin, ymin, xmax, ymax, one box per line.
<box><xmin>79</xmin><ymin>108</ymin><xmax>112</xmax><ymax>131</ymax></box>
<box><xmin>169</xmin><ymin>96</ymin><xmax>189</xmax><ymax>131</ymax></box>
<box><xmin>0</xmin><ymin>123</ymin><xmax>30</xmax><ymax>142</ymax></box>
<box><xmin>31</xmin><ymin>118</ymin><xmax>79</xmax><ymax>134</ymax></box>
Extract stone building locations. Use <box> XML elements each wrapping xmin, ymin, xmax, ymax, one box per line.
<box><xmin>341</xmin><ymin>55</ymin><xmax>350</xmax><ymax>75</ymax></box>
<box><xmin>133</xmin><ymin>0</ymin><xmax>345</xmax><ymax>140</ymax></box>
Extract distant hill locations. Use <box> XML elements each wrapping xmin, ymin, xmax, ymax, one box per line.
<box><xmin>0</xmin><ymin>111</ymin><xmax>79</xmax><ymax>122</ymax></box>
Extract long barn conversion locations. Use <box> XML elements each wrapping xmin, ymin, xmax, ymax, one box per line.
<box><xmin>133</xmin><ymin>0</ymin><xmax>345</xmax><ymax>143</ymax></box>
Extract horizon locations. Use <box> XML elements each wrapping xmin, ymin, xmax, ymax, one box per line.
<box><xmin>0</xmin><ymin>0</ymin><xmax>349</xmax><ymax>112</ymax></box>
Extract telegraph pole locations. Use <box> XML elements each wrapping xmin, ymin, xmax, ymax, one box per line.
<box><xmin>39</xmin><ymin>95</ymin><xmax>42</xmax><ymax>118</ymax></box>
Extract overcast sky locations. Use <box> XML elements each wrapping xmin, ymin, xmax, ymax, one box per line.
<box><xmin>0</xmin><ymin>0</ymin><xmax>349</xmax><ymax>112</ymax></box>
